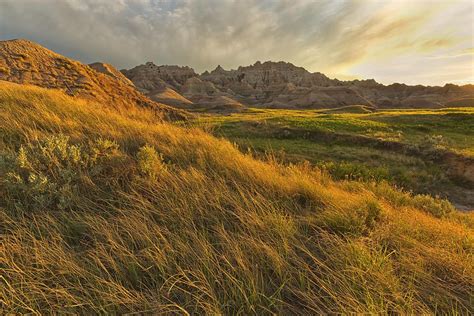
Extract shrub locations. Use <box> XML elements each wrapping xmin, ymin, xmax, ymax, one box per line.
<box><xmin>3</xmin><ymin>135</ymin><xmax>123</xmax><ymax>211</ymax></box>
<box><xmin>136</xmin><ymin>145</ymin><xmax>166</xmax><ymax>180</ymax></box>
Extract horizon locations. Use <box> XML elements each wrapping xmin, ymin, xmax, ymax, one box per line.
<box><xmin>1</xmin><ymin>0</ymin><xmax>473</xmax><ymax>86</ymax></box>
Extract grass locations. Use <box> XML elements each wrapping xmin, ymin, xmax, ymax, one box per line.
<box><xmin>194</xmin><ymin>107</ymin><xmax>474</xmax><ymax>209</ymax></box>
<box><xmin>0</xmin><ymin>66</ymin><xmax>9</xmax><ymax>75</ymax></box>
<box><xmin>197</xmin><ymin>107</ymin><xmax>474</xmax><ymax>155</ymax></box>
<box><xmin>1</xmin><ymin>81</ymin><xmax>473</xmax><ymax>314</ymax></box>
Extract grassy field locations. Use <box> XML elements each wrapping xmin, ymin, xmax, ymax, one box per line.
<box><xmin>193</xmin><ymin>107</ymin><xmax>474</xmax><ymax>209</ymax></box>
<box><xmin>1</xmin><ymin>83</ymin><xmax>473</xmax><ymax>314</ymax></box>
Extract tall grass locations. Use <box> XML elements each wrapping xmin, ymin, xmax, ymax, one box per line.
<box><xmin>1</xmin><ymin>82</ymin><xmax>473</xmax><ymax>314</ymax></box>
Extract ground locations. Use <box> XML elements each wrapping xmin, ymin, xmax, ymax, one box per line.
<box><xmin>1</xmin><ymin>83</ymin><xmax>473</xmax><ymax>314</ymax></box>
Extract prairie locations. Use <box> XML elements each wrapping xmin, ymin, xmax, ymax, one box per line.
<box><xmin>1</xmin><ymin>82</ymin><xmax>473</xmax><ymax>314</ymax></box>
<box><xmin>194</xmin><ymin>107</ymin><xmax>474</xmax><ymax>210</ymax></box>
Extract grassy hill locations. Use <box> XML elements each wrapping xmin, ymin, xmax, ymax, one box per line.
<box><xmin>1</xmin><ymin>81</ymin><xmax>473</xmax><ymax>314</ymax></box>
<box><xmin>195</xmin><ymin>108</ymin><xmax>474</xmax><ymax>210</ymax></box>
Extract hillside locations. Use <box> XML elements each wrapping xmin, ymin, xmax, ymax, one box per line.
<box><xmin>0</xmin><ymin>39</ymin><xmax>188</xmax><ymax>120</ymax></box>
<box><xmin>122</xmin><ymin>61</ymin><xmax>474</xmax><ymax>110</ymax></box>
<box><xmin>1</xmin><ymin>81</ymin><xmax>473</xmax><ymax>314</ymax></box>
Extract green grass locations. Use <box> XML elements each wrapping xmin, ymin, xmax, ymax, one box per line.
<box><xmin>1</xmin><ymin>82</ymin><xmax>473</xmax><ymax>314</ymax></box>
<box><xmin>193</xmin><ymin>107</ymin><xmax>474</xmax><ymax>209</ymax></box>
<box><xmin>198</xmin><ymin>107</ymin><xmax>474</xmax><ymax>155</ymax></box>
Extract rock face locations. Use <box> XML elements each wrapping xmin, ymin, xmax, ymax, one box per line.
<box><xmin>121</xmin><ymin>62</ymin><xmax>195</xmax><ymax>108</ymax></box>
<box><xmin>123</xmin><ymin>60</ymin><xmax>474</xmax><ymax>110</ymax></box>
<box><xmin>0</xmin><ymin>39</ymin><xmax>189</xmax><ymax>120</ymax></box>
<box><xmin>181</xmin><ymin>77</ymin><xmax>244</xmax><ymax>111</ymax></box>
<box><xmin>122</xmin><ymin>62</ymin><xmax>246</xmax><ymax>111</ymax></box>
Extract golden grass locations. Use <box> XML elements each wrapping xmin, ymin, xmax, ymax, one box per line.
<box><xmin>0</xmin><ymin>81</ymin><xmax>473</xmax><ymax>314</ymax></box>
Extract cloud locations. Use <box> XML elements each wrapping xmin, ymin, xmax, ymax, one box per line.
<box><xmin>0</xmin><ymin>0</ymin><xmax>472</xmax><ymax>85</ymax></box>
<box><xmin>428</xmin><ymin>47</ymin><xmax>474</xmax><ymax>60</ymax></box>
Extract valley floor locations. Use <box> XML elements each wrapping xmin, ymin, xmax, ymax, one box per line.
<box><xmin>193</xmin><ymin>107</ymin><xmax>474</xmax><ymax>210</ymax></box>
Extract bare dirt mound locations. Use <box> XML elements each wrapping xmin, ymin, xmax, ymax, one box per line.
<box><xmin>88</xmin><ymin>62</ymin><xmax>134</xmax><ymax>86</ymax></box>
<box><xmin>0</xmin><ymin>39</ymin><xmax>188</xmax><ymax>120</ymax></box>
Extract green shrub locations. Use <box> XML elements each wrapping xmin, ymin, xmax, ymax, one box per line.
<box><xmin>136</xmin><ymin>145</ymin><xmax>166</xmax><ymax>180</ymax></box>
<box><xmin>3</xmin><ymin>135</ymin><xmax>123</xmax><ymax>211</ymax></box>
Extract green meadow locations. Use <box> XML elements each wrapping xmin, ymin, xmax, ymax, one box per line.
<box><xmin>193</xmin><ymin>107</ymin><xmax>474</xmax><ymax>209</ymax></box>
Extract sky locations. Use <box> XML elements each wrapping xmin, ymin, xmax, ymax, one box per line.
<box><xmin>0</xmin><ymin>0</ymin><xmax>473</xmax><ymax>86</ymax></box>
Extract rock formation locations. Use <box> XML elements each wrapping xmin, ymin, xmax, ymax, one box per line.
<box><xmin>122</xmin><ymin>62</ymin><xmax>246</xmax><ymax>111</ymax></box>
<box><xmin>181</xmin><ymin>77</ymin><xmax>244</xmax><ymax>111</ymax></box>
<box><xmin>121</xmin><ymin>62</ymin><xmax>195</xmax><ymax>108</ymax></box>
<box><xmin>123</xmin><ymin>60</ymin><xmax>474</xmax><ymax>110</ymax></box>
<box><xmin>0</xmin><ymin>39</ymin><xmax>188</xmax><ymax>120</ymax></box>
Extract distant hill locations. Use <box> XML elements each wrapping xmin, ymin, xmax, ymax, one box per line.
<box><xmin>122</xmin><ymin>60</ymin><xmax>474</xmax><ymax>110</ymax></box>
<box><xmin>0</xmin><ymin>39</ymin><xmax>189</xmax><ymax>120</ymax></box>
